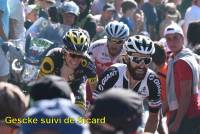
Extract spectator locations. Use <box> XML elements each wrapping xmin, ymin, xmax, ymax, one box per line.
<box><xmin>20</xmin><ymin>98</ymin><xmax>91</xmax><ymax>134</ymax></box>
<box><xmin>119</xmin><ymin>0</ymin><xmax>138</xmax><ymax>33</ymax></box>
<box><xmin>187</xmin><ymin>21</ymin><xmax>200</xmax><ymax>48</ymax></box>
<box><xmin>24</xmin><ymin>4</ymin><xmax>38</xmax><ymax>30</ymax></box>
<box><xmin>133</xmin><ymin>9</ymin><xmax>145</xmax><ymax>34</ymax></box>
<box><xmin>113</xmin><ymin>0</ymin><xmax>124</xmax><ymax>20</ymax></box>
<box><xmin>90</xmin><ymin>88</ymin><xmax>143</xmax><ymax>134</ymax></box>
<box><xmin>58</xmin><ymin>1</ymin><xmax>80</xmax><ymax>35</ymax></box>
<box><xmin>91</xmin><ymin>0</ymin><xmax>106</xmax><ymax>15</ymax></box>
<box><xmin>8</xmin><ymin>0</ymin><xmax>26</xmax><ymax>39</ymax></box>
<box><xmin>0</xmin><ymin>82</ymin><xmax>27</xmax><ymax>134</ymax></box>
<box><xmin>28</xmin><ymin>75</ymin><xmax>75</xmax><ymax>103</ymax></box>
<box><xmin>93</xmin><ymin>3</ymin><xmax>115</xmax><ymax>27</ymax></box>
<box><xmin>142</xmin><ymin>0</ymin><xmax>160</xmax><ymax>40</ymax></box>
<box><xmin>93</xmin><ymin>3</ymin><xmax>115</xmax><ymax>41</ymax></box>
<box><xmin>74</xmin><ymin>0</ymin><xmax>97</xmax><ymax>40</ymax></box>
<box><xmin>152</xmin><ymin>42</ymin><xmax>168</xmax><ymax>134</ymax></box>
<box><xmin>159</xmin><ymin>2</ymin><xmax>181</xmax><ymax>37</ymax></box>
<box><xmin>164</xmin><ymin>23</ymin><xmax>200</xmax><ymax>134</ymax></box>
<box><xmin>183</xmin><ymin>0</ymin><xmax>200</xmax><ymax>39</ymax></box>
<box><xmin>35</xmin><ymin>0</ymin><xmax>55</xmax><ymax>19</ymax></box>
<box><xmin>0</xmin><ymin>0</ymin><xmax>9</xmax><ymax>82</ymax></box>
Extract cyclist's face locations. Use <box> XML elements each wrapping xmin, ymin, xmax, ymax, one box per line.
<box><xmin>127</xmin><ymin>53</ymin><xmax>151</xmax><ymax>80</ymax></box>
<box><xmin>107</xmin><ymin>38</ymin><xmax>124</xmax><ymax>57</ymax></box>
<box><xmin>165</xmin><ymin>33</ymin><xmax>183</xmax><ymax>55</ymax></box>
<box><xmin>65</xmin><ymin>51</ymin><xmax>84</xmax><ymax>69</ymax></box>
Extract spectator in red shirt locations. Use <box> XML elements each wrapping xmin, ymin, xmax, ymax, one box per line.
<box><xmin>164</xmin><ymin>23</ymin><xmax>200</xmax><ymax>134</ymax></box>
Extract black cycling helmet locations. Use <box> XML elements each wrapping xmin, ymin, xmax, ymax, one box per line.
<box><xmin>63</xmin><ymin>28</ymin><xmax>90</xmax><ymax>54</ymax></box>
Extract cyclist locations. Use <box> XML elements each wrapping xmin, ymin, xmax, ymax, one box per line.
<box><xmin>94</xmin><ymin>35</ymin><xmax>161</xmax><ymax>133</ymax></box>
<box><xmin>38</xmin><ymin>28</ymin><xmax>97</xmax><ymax>112</ymax></box>
<box><xmin>88</xmin><ymin>21</ymin><xmax>130</xmax><ymax>78</ymax></box>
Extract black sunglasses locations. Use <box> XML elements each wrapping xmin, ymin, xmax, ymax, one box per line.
<box><xmin>128</xmin><ymin>56</ymin><xmax>152</xmax><ymax>65</ymax></box>
<box><xmin>68</xmin><ymin>52</ymin><xmax>84</xmax><ymax>59</ymax></box>
<box><xmin>108</xmin><ymin>38</ymin><xmax>124</xmax><ymax>44</ymax></box>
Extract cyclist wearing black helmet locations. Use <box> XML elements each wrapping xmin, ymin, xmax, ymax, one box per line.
<box><xmin>38</xmin><ymin>28</ymin><xmax>97</xmax><ymax>112</ymax></box>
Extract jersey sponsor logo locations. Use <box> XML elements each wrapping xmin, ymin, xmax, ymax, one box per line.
<box><xmin>149</xmin><ymin>73</ymin><xmax>155</xmax><ymax>80</ymax></box>
<box><xmin>101</xmin><ymin>70</ymin><xmax>118</xmax><ymax>85</ymax></box>
<box><xmin>153</xmin><ymin>78</ymin><xmax>161</xmax><ymax>96</ymax></box>
<box><xmin>98</xmin><ymin>84</ymin><xmax>104</xmax><ymax>91</ymax></box>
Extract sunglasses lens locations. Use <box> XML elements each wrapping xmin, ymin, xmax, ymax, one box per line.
<box><xmin>132</xmin><ymin>57</ymin><xmax>141</xmax><ymax>64</ymax></box>
<box><xmin>69</xmin><ymin>53</ymin><xmax>83</xmax><ymax>58</ymax></box>
<box><xmin>108</xmin><ymin>38</ymin><xmax>123</xmax><ymax>44</ymax></box>
<box><xmin>144</xmin><ymin>58</ymin><xmax>151</xmax><ymax>64</ymax></box>
<box><xmin>130</xmin><ymin>56</ymin><xmax>151</xmax><ymax>65</ymax></box>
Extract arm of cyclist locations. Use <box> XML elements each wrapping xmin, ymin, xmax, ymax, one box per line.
<box><xmin>38</xmin><ymin>48</ymin><xmax>63</xmax><ymax>78</ymax></box>
<box><xmin>94</xmin><ymin>66</ymin><xmax>119</xmax><ymax>98</ymax></box>
<box><xmin>145</xmin><ymin>73</ymin><xmax>161</xmax><ymax>133</ymax></box>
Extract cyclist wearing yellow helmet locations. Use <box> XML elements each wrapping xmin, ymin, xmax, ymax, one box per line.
<box><xmin>38</xmin><ymin>28</ymin><xmax>97</xmax><ymax>112</ymax></box>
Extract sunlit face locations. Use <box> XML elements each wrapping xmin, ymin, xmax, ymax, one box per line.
<box><xmin>107</xmin><ymin>38</ymin><xmax>124</xmax><ymax>57</ymax></box>
<box><xmin>27</xmin><ymin>10</ymin><xmax>38</xmax><ymax>22</ymax></box>
<box><xmin>165</xmin><ymin>33</ymin><xmax>184</xmax><ymax>55</ymax></box>
<box><xmin>64</xmin><ymin>51</ymin><xmax>84</xmax><ymax>70</ymax></box>
<box><xmin>127</xmin><ymin>53</ymin><xmax>152</xmax><ymax>80</ymax></box>
<box><xmin>62</xmin><ymin>13</ymin><xmax>76</xmax><ymax>26</ymax></box>
<box><xmin>102</xmin><ymin>10</ymin><xmax>113</xmax><ymax>21</ymax></box>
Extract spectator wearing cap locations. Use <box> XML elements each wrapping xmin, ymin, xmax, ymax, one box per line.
<box><xmin>0</xmin><ymin>82</ymin><xmax>27</xmax><ymax>134</ymax></box>
<box><xmin>20</xmin><ymin>98</ymin><xmax>90</xmax><ymax>134</ymax></box>
<box><xmin>24</xmin><ymin>4</ymin><xmax>38</xmax><ymax>29</ymax></box>
<box><xmin>28</xmin><ymin>75</ymin><xmax>75</xmax><ymax>103</ymax></box>
<box><xmin>119</xmin><ymin>0</ymin><xmax>138</xmax><ymax>33</ymax></box>
<box><xmin>164</xmin><ymin>23</ymin><xmax>200</xmax><ymax>134</ymax></box>
<box><xmin>60</xmin><ymin>1</ymin><xmax>79</xmax><ymax>32</ymax></box>
<box><xmin>93</xmin><ymin>3</ymin><xmax>115</xmax><ymax>41</ymax></box>
<box><xmin>90</xmin><ymin>88</ymin><xmax>143</xmax><ymax>134</ymax></box>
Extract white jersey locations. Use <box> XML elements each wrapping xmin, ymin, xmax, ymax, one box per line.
<box><xmin>88</xmin><ymin>38</ymin><xmax>123</xmax><ymax>77</ymax></box>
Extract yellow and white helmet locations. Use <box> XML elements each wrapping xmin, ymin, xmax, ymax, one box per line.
<box><xmin>63</xmin><ymin>28</ymin><xmax>90</xmax><ymax>54</ymax></box>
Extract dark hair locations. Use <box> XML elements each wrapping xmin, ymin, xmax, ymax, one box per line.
<box><xmin>187</xmin><ymin>21</ymin><xmax>200</xmax><ymax>47</ymax></box>
<box><xmin>193</xmin><ymin>45</ymin><xmax>200</xmax><ymax>55</ymax></box>
<box><xmin>152</xmin><ymin>42</ymin><xmax>166</xmax><ymax>66</ymax></box>
<box><xmin>121</xmin><ymin>0</ymin><xmax>137</xmax><ymax>13</ymax></box>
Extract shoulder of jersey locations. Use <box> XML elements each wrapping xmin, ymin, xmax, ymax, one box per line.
<box><xmin>111</xmin><ymin>63</ymin><xmax>127</xmax><ymax>68</ymax></box>
<box><xmin>90</xmin><ymin>38</ymin><xmax>107</xmax><ymax>50</ymax></box>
